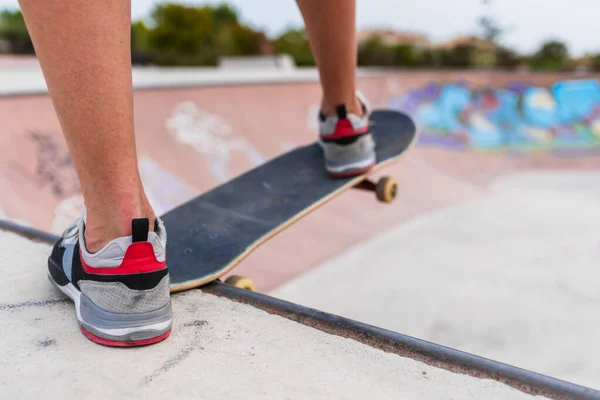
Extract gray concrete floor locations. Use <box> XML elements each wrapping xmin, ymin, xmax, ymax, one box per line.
<box><xmin>0</xmin><ymin>230</ymin><xmax>546</xmax><ymax>399</ymax></box>
<box><xmin>273</xmin><ymin>171</ymin><xmax>600</xmax><ymax>390</ymax></box>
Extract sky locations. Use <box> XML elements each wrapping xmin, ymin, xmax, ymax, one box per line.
<box><xmin>2</xmin><ymin>0</ymin><xmax>599</xmax><ymax>56</ymax></box>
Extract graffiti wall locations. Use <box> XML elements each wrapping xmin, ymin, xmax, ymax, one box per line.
<box><xmin>390</xmin><ymin>79</ymin><xmax>600</xmax><ymax>151</ymax></box>
<box><xmin>2</xmin><ymin>71</ymin><xmax>600</xmax><ymax>233</ymax></box>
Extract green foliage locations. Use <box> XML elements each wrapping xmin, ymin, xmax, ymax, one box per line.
<box><xmin>358</xmin><ymin>37</ymin><xmax>395</xmax><ymax>66</ymax></box>
<box><xmin>536</xmin><ymin>40</ymin><xmax>569</xmax><ymax>61</ymax></box>
<box><xmin>591</xmin><ymin>54</ymin><xmax>600</xmax><ymax>72</ymax></box>
<box><xmin>213</xmin><ymin>4</ymin><xmax>239</xmax><ymax>26</ymax></box>
<box><xmin>131</xmin><ymin>20</ymin><xmax>151</xmax><ymax>65</ymax></box>
<box><xmin>419</xmin><ymin>49</ymin><xmax>443</xmax><ymax>68</ymax></box>
<box><xmin>441</xmin><ymin>44</ymin><xmax>476</xmax><ymax>68</ymax></box>
<box><xmin>478</xmin><ymin>17</ymin><xmax>503</xmax><ymax>43</ymax></box>
<box><xmin>495</xmin><ymin>46</ymin><xmax>522</xmax><ymax>69</ymax></box>
<box><xmin>0</xmin><ymin>3</ymin><xmax>580</xmax><ymax>72</ymax></box>
<box><xmin>529</xmin><ymin>40</ymin><xmax>569</xmax><ymax>70</ymax></box>
<box><xmin>393</xmin><ymin>44</ymin><xmax>419</xmax><ymax>67</ymax></box>
<box><xmin>148</xmin><ymin>4</ymin><xmax>219</xmax><ymax>65</ymax></box>
<box><xmin>358</xmin><ymin>37</ymin><xmax>419</xmax><ymax>67</ymax></box>
<box><xmin>0</xmin><ymin>9</ymin><xmax>34</xmax><ymax>54</ymax></box>
<box><xmin>131</xmin><ymin>20</ymin><xmax>150</xmax><ymax>52</ymax></box>
<box><xmin>231</xmin><ymin>25</ymin><xmax>268</xmax><ymax>55</ymax></box>
<box><xmin>273</xmin><ymin>28</ymin><xmax>314</xmax><ymax>66</ymax></box>
<box><xmin>146</xmin><ymin>3</ymin><xmax>266</xmax><ymax>66</ymax></box>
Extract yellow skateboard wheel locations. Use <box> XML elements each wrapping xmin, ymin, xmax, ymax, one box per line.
<box><xmin>225</xmin><ymin>275</ymin><xmax>255</xmax><ymax>291</ymax></box>
<box><xmin>375</xmin><ymin>177</ymin><xmax>398</xmax><ymax>203</ymax></box>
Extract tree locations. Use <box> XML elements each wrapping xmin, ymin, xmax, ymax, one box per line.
<box><xmin>0</xmin><ymin>9</ymin><xmax>33</xmax><ymax>54</ymax></box>
<box><xmin>591</xmin><ymin>54</ymin><xmax>600</xmax><ymax>72</ymax></box>
<box><xmin>131</xmin><ymin>21</ymin><xmax>150</xmax><ymax>52</ymax></box>
<box><xmin>477</xmin><ymin>0</ymin><xmax>506</xmax><ymax>45</ymax></box>
<box><xmin>213</xmin><ymin>4</ymin><xmax>239</xmax><ymax>26</ymax></box>
<box><xmin>478</xmin><ymin>16</ymin><xmax>503</xmax><ymax>43</ymax></box>
<box><xmin>537</xmin><ymin>40</ymin><xmax>569</xmax><ymax>60</ymax></box>
<box><xmin>495</xmin><ymin>46</ymin><xmax>522</xmax><ymax>69</ymax></box>
<box><xmin>146</xmin><ymin>3</ymin><xmax>267</xmax><ymax>66</ymax></box>
<box><xmin>441</xmin><ymin>44</ymin><xmax>476</xmax><ymax>68</ymax></box>
<box><xmin>419</xmin><ymin>48</ymin><xmax>443</xmax><ymax>68</ymax></box>
<box><xmin>530</xmin><ymin>40</ymin><xmax>570</xmax><ymax>70</ymax></box>
<box><xmin>357</xmin><ymin>37</ymin><xmax>395</xmax><ymax>66</ymax></box>
<box><xmin>131</xmin><ymin>20</ymin><xmax>151</xmax><ymax>65</ymax></box>
<box><xmin>148</xmin><ymin>4</ymin><xmax>218</xmax><ymax>65</ymax></box>
<box><xmin>230</xmin><ymin>25</ymin><xmax>268</xmax><ymax>55</ymax></box>
<box><xmin>392</xmin><ymin>44</ymin><xmax>419</xmax><ymax>67</ymax></box>
<box><xmin>477</xmin><ymin>0</ymin><xmax>522</xmax><ymax>69</ymax></box>
<box><xmin>273</xmin><ymin>28</ymin><xmax>314</xmax><ymax>66</ymax></box>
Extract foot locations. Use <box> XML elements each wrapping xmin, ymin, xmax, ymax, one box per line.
<box><xmin>47</xmin><ymin>213</ymin><xmax>172</xmax><ymax>347</ymax></box>
<box><xmin>318</xmin><ymin>92</ymin><xmax>376</xmax><ymax>178</ymax></box>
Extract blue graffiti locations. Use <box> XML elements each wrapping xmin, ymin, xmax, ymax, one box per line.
<box><xmin>390</xmin><ymin>79</ymin><xmax>600</xmax><ymax>151</ymax></box>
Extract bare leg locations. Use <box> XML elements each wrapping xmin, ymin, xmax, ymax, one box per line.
<box><xmin>18</xmin><ymin>0</ymin><xmax>153</xmax><ymax>252</ymax></box>
<box><xmin>296</xmin><ymin>0</ymin><xmax>362</xmax><ymax>115</ymax></box>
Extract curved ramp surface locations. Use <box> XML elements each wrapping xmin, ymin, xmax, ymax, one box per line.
<box><xmin>273</xmin><ymin>171</ymin><xmax>600</xmax><ymax>390</ymax></box>
<box><xmin>2</xmin><ymin>68</ymin><xmax>600</xmax><ymax>292</ymax></box>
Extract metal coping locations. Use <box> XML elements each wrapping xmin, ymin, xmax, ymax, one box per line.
<box><xmin>203</xmin><ymin>282</ymin><xmax>599</xmax><ymax>400</ymax></box>
<box><xmin>1</xmin><ymin>219</ymin><xmax>598</xmax><ymax>400</ymax></box>
<box><xmin>0</xmin><ymin>220</ymin><xmax>63</xmax><ymax>244</ymax></box>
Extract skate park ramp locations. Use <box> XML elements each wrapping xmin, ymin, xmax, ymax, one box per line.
<box><xmin>1</xmin><ymin>63</ymin><xmax>600</xmax><ymax>397</ymax></box>
<box><xmin>4</xmin><ymin>228</ymin><xmax>598</xmax><ymax>400</ymax></box>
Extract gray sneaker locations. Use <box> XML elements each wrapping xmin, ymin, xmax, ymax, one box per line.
<box><xmin>47</xmin><ymin>211</ymin><xmax>172</xmax><ymax>347</ymax></box>
<box><xmin>318</xmin><ymin>93</ymin><xmax>376</xmax><ymax>178</ymax></box>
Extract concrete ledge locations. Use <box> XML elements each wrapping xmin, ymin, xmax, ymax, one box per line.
<box><xmin>0</xmin><ymin>230</ymin><xmax>550</xmax><ymax>399</ymax></box>
<box><xmin>1</xmin><ymin>66</ymin><xmax>384</xmax><ymax>97</ymax></box>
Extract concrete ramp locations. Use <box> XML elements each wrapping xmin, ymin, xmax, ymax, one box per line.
<box><xmin>0</xmin><ymin>229</ymin><xmax>564</xmax><ymax>400</ymax></box>
<box><xmin>2</xmin><ymin>68</ymin><xmax>600</xmax><ymax>293</ymax></box>
<box><xmin>273</xmin><ymin>171</ymin><xmax>600</xmax><ymax>390</ymax></box>
<box><xmin>2</xmin><ymin>66</ymin><xmax>600</xmax><ymax>399</ymax></box>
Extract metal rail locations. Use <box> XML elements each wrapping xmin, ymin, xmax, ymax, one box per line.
<box><xmin>2</xmin><ymin>220</ymin><xmax>599</xmax><ymax>399</ymax></box>
<box><xmin>204</xmin><ymin>282</ymin><xmax>600</xmax><ymax>400</ymax></box>
<box><xmin>0</xmin><ymin>219</ymin><xmax>62</xmax><ymax>244</ymax></box>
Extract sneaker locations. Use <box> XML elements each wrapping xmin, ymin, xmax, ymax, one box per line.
<box><xmin>47</xmin><ymin>212</ymin><xmax>172</xmax><ymax>347</ymax></box>
<box><xmin>318</xmin><ymin>92</ymin><xmax>376</xmax><ymax>178</ymax></box>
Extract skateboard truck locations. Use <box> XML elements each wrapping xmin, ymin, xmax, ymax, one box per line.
<box><xmin>224</xmin><ymin>275</ymin><xmax>255</xmax><ymax>291</ymax></box>
<box><xmin>354</xmin><ymin>176</ymin><xmax>398</xmax><ymax>203</ymax></box>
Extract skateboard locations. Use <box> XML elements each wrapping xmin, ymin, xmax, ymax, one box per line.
<box><xmin>162</xmin><ymin>110</ymin><xmax>418</xmax><ymax>292</ymax></box>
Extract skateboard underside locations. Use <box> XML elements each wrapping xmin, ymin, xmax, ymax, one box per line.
<box><xmin>162</xmin><ymin>110</ymin><xmax>417</xmax><ymax>292</ymax></box>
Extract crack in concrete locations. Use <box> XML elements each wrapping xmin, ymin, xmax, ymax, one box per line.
<box><xmin>141</xmin><ymin>320</ymin><xmax>208</xmax><ymax>386</ymax></box>
<box><xmin>0</xmin><ymin>298</ymin><xmax>69</xmax><ymax>311</ymax></box>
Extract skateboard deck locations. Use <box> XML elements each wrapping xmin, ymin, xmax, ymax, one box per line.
<box><xmin>162</xmin><ymin>110</ymin><xmax>417</xmax><ymax>292</ymax></box>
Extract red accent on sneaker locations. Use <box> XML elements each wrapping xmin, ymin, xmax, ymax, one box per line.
<box><xmin>81</xmin><ymin>242</ymin><xmax>166</xmax><ymax>275</ymax></box>
<box><xmin>81</xmin><ymin>326</ymin><xmax>171</xmax><ymax>347</ymax></box>
<box><xmin>321</xmin><ymin>119</ymin><xmax>370</xmax><ymax>141</ymax></box>
<box><xmin>328</xmin><ymin>163</ymin><xmax>376</xmax><ymax>179</ymax></box>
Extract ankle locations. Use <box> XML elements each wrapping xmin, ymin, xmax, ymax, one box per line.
<box><xmin>84</xmin><ymin>222</ymin><xmax>124</xmax><ymax>254</ymax></box>
<box><xmin>321</xmin><ymin>95</ymin><xmax>363</xmax><ymax>117</ymax></box>
<box><xmin>83</xmin><ymin>201</ymin><xmax>155</xmax><ymax>253</ymax></box>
